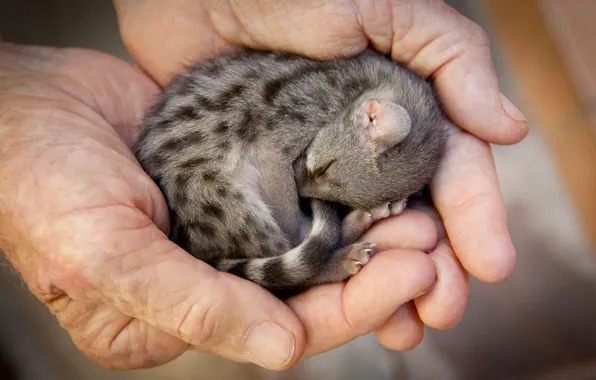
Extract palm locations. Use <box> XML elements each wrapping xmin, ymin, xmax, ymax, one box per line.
<box><xmin>1</xmin><ymin>47</ymin><xmax>188</xmax><ymax>366</ymax></box>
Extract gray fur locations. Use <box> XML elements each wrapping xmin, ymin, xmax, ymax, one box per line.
<box><xmin>134</xmin><ymin>49</ymin><xmax>447</xmax><ymax>297</ymax></box>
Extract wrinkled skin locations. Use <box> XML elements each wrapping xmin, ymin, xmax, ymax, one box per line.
<box><xmin>0</xmin><ymin>0</ymin><xmax>527</xmax><ymax>372</ymax></box>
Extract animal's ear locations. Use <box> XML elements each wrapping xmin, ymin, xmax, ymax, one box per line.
<box><xmin>359</xmin><ymin>99</ymin><xmax>411</xmax><ymax>152</ymax></box>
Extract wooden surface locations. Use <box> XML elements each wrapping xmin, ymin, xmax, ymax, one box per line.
<box><xmin>483</xmin><ymin>0</ymin><xmax>596</xmax><ymax>251</ymax></box>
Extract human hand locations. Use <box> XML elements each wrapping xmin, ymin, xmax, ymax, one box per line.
<box><xmin>0</xmin><ymin>42</ymin><xmax>438</xmax><ymax>370</ymax></box>
<box><xmin>114</xmin><ymin>0</ymin><xmax>528</xmax><ymax>351</ymax></box>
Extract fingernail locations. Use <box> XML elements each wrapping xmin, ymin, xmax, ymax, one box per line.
<box><xmin>243</xmin><ymin>321</ymin><xmax>295</xmax><ymax>370</ymax></box>
<box><xmin>501</xmin><ymin>94</ymin><xmax>527</xmax><ymax>123</ymax></box>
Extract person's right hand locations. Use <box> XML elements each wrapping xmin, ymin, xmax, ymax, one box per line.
<box><xmin>115</xmin><ymin>0</ymin><xmax>528</xmax><ymax>357</ymax></box>
<box><xmin>0</xmin><ymin>42</ymin><xmax>439</xmax><ymax>370</ymax></box>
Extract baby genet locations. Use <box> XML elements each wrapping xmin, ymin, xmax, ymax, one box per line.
<box><xmin>134</xmin><ymin>49</ymin><xmax>448</xmax><ymax>297</ymax></box>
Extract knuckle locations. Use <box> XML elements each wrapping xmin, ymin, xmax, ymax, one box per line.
<box><xmin>55</xmin><ymin>300</ymin><xmax>147</xmax><ymax>370</ymax></box>
<box><xmin>176</xmin><ymin>295</ymin><xmax>221</xmax><ymax>346</ymax></box>
<box><xmin>467</xmin><ymin>22</ymin><xmax>490</xmax><ymax>49</ymax></box>
<box><xmin>79</xmin><ymin>344</ymin><xmax>137</xmax><ymax>371</ymax></box>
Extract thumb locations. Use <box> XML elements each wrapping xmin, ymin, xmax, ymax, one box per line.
<box><xmin>75</xmin><ymin>229</ymin><xmax>305</xmax><ymax>370</ymax></box>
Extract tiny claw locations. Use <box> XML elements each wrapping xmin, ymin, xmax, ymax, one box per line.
<box><xmin>390</xmin><ymin>199</ymin><xmax>408</xmax><ymax>216</ymax></box>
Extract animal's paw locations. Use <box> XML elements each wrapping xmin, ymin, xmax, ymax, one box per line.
<box><xmin>368</xmin><ymin>199</ymin><xmax>408</xmax><ymax>222</ymax></box>
<box><xmin>344</xmin><ymin>209</ymin><xmax>374</xmax><ymax>231</ymax></box>
<box><xmin>340</xmin><ymin>242</ymin><xmax>376</xmax><ymax>276</ymax></box>
<box><xmin>341</xmin><ymin>209</ymin><xmax>373</xmax><ymax>245</ymax></box>
<box><xmin>389</xmin><ymin>199</ymin><xmax>408</xmax><ymax>216</ymax></box>
<box><xmin>369</xmin><ymin>202</ymin><xmax>391</xmax><ymax>222</ymax></box>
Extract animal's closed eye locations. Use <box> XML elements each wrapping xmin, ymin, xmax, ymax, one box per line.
<box><xmin>313</xmin><ymin>159</ymin><xmax>336</xmax><ymax>179</ymax></box>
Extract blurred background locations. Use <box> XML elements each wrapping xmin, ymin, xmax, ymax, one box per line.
<box><xmin>1</xmin><ymin>0</ymin><xmax>595</xmax><ymax>379</ymax></box>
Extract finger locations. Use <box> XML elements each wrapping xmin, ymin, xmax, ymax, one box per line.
<box><xmin>352</xmin><ymin>209</ymin><xmax>438</xmax><ymax>351</ymax></box>
<box><xmin>56</xmin><ymin>223</ymin><xmax>305</xmax><ymax>371</ymax></box>
<box><xmin>114</xmin><ymin>0</ymin><xmax>237</xmax><ymax>85</ymax></box>
<box><xmin>359</xmin><ymin>209</ymin><xmax>438</xmax><ymax>252</ymax></box>
<box><xmin>395</xmin><ymin>197</ymin><xmax>470</xmax><ymax>328</ymax></box>
<box><xmin>374</xmin><ymin>302</ymin><xmax>424</xmax><ymax>351</ymax></box>
<box><xmin>414</xmin><ymin>240</ymin><xmax>469</xmax><ymax>329</ymax></box>
<box><xmin>116</xmin><ymin>0</ymin><xmax>370</xmax><ymax>85</ymax></box>
<box><xmin>287</xmin><ymin>248</ymin><xmax>436</xmax><ymax>357</ymax></box>
<box><xmin>47</xmin><ymin>295</ymin><xmax>188</xmax><ymax>369</ymax></box>
<box><xmin>373</xmin><ymin>1</ymin><xmax>528</xmax><ymax>145</ymax></box>
<box><xmin>204</xmin><ymin>0</ymin><xmax>367</xmax><ymax>59</ymax></box>
<box><xmin>406</xmin><ymin>191</ymin><xmax>448</xmax><ymax>241</ymax></box>
<box><xmin>431</xmin><ymin>126</ymin><xmax>515</xmax><ymax>282</ymax></box>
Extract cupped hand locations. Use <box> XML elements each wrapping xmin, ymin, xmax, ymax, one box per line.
<box><xmin>114</xmin><ymin>0</ymin><xmax>527</xmax><ymax>352</ymax></box>
<box><xmin>0</xmin><ymin>43</ymin><xmax>443</xmax><ymax>370</ymax></box>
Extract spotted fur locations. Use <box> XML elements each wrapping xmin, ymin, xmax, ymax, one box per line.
<box><xmin>134</xmin><ymin>49</ymin><xmax>447</xmax><ymax>296</ymax></box>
